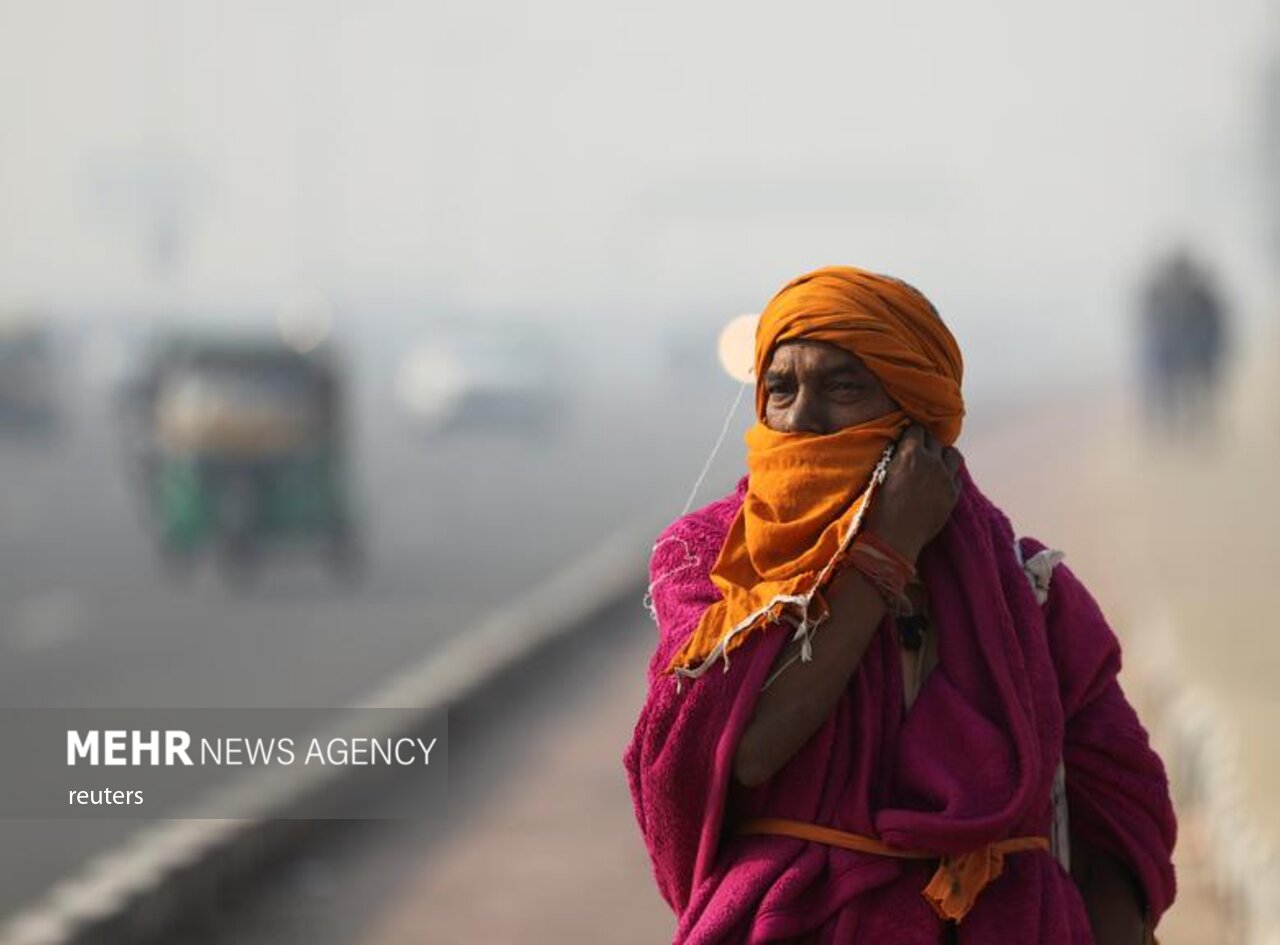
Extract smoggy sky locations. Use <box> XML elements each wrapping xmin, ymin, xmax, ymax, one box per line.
<box><xmin>0</xmin><ymin>0</ymin><xmax>1275</xmax><ymax>391</ymax></box>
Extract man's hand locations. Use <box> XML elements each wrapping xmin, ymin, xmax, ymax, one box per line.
<box><xmin>865</xmin><ymin>423</ymin><xmax>962</xmax><ymax>563</ymax></box>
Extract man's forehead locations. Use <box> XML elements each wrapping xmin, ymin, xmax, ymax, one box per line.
<box><xmin>768</xmin><ymin>340</ymin><xmax>865</xmax><ymax>372</ymax></box>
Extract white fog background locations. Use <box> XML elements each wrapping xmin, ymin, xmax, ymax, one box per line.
<box><xmin>1</xmin><ymin>0</ymin><xmax>1277</xmax><ymax>403</ymax></box>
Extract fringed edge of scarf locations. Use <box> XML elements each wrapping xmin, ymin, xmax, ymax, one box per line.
<box><xmin>668</xmin><ymin>444</ymin><xmax>896</xmax><ymax>693</ymax></box>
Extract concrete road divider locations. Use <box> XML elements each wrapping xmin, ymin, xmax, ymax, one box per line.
<box><xmin>0</xmin><ymin>510</ymin><xmax>670</xmax><ymax>945</ymax></box>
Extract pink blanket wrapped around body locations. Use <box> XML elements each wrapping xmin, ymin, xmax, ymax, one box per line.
<box><xmin>624</xmin><ymin>468</ymin><xmax>1176</xmax><ymax>943</ymax></box>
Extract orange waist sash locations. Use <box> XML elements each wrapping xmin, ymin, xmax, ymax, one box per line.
<box><xmin>735</xmin><ymin>817</ymin><xmax>1049</xmax><ymax>923</ymax></box>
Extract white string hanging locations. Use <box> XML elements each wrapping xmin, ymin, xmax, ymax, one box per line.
<box><xmin>643</xmin><ymin>381</ymin><xmax>750</xmax><ymax>624</ymax></box>
<box><xmin>680</xmin><ymin>381</ymin><xmax>749</xmax><ymax>517</ymax></box>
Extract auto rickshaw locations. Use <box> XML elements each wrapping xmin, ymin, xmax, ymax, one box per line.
<box><xmin>127</xmin><ymin>334</ymin><xmax>361</xmax><ymax>583</ymax></box>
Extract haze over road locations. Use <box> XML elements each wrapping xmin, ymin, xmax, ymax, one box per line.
<box><xmin>0</xmin><ymin>334</ymin><xmax>748</xmax><ymax>922</ymax></box>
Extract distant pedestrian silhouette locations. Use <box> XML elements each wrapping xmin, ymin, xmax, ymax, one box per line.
<box><xmin>1140</xmin><ymin>250</ymin><xmax>1229</xmax><ymax>439</ymax></box>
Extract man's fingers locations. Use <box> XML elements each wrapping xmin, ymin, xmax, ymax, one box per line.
<box><xmin>942</xmin><ymin>446</ymin><xmax>963</xmax><ymax>476</ymax></box>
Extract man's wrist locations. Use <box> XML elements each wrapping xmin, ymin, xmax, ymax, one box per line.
<box><xmin>869</xmin><ymin>526</ymin><xmax>921</xmax><ymax>565</ymax></box>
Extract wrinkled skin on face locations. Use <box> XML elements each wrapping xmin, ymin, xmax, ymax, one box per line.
<box><xmin>762</xmin><ymin>340</ymin><xmax>899</xmax><ymax>434</ymax></box>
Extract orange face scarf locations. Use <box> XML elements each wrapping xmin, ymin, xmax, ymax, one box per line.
<box><xmin>668</xmin><ymin>266</ymin><xmax>966</xmax><ymax>679</ymax></box>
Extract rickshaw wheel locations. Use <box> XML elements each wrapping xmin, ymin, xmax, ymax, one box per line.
<box><xmin>325</xmin><ymin>520</ymin><xmax>366</xmax><ymax>584</ymax></box>
<box><xmin>158</xmin><ymin>544</ymin><xmax>199</xmax><ymax>581</ymax></box>
<box><xmin>217</xmin><ymin>541</ymin><xmax>260</xmax><ymax>589</ymax></box>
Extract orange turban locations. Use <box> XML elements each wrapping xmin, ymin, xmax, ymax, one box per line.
<box><xmin>752</xmin><ymin>266</ymin><xmax>964</xmax><ymax>440</ymax></box>
<box><xmin>668</xmin><ymin>266</ymin><xmax>965</xmax><ymax>679</ymax></box>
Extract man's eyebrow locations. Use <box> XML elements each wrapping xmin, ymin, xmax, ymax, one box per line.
<box><xmin>764</xmin><ymin>369</ymin><xmax>790</xmax><ymax>383</ymax></box>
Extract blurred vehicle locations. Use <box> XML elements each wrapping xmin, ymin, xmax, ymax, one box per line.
<box><xmin>0</xmin><ymin>316</ymin><xmax>59</xmax><ymax>432</ymax></box>
<box><xmin>394</xmin><ymin>324</ymin><xmax>564</xmax><ymax>434</ymax></box>
<box><xmin>122</xmin><ymin>332</ymin><xmax>361</xmax><ymax>583</ymax></box>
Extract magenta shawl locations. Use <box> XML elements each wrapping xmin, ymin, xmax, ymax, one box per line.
<box><xmin>624</xmin><ymin>466</ymin><xmax>1176</xmax><ymax>943</ymax></box>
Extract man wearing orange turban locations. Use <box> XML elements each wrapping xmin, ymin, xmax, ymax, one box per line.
<box><xmin>626</xmin><ymin>266</ymin><xmax>1176</xmax><ymax>944</ymax></box>
<box><xmin>668</xmin><ymin>266</ymin><xmax>965</xmax><ymax>679</ymax></box>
